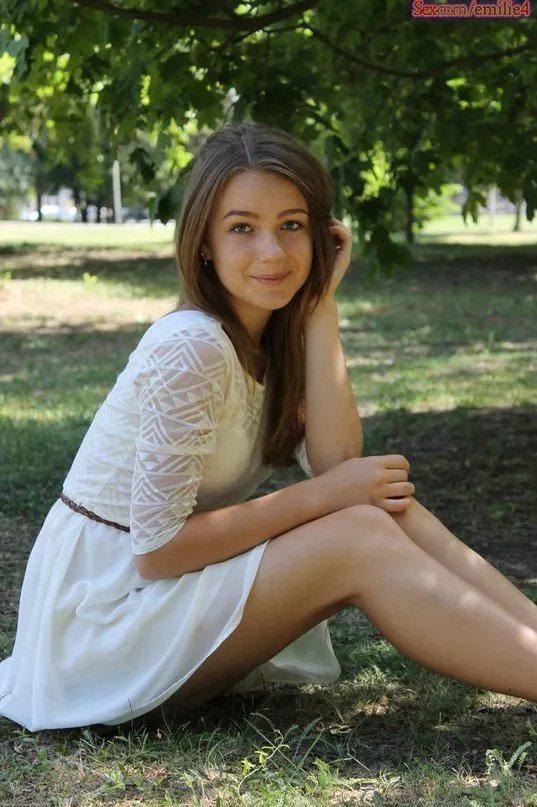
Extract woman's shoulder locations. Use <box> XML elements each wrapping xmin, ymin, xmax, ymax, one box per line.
<box><xmin>132</xmin><ymin>308</ymin><xmax>236</xmax><ymax>375</ymax></box>
<box><xmin>156</xmin><ymin>307</ymin><xmax>224</xmax><ymax>334</ymax></box>
<box><xmin>140</xmin><ymin>308</ymin><xmax>227</xmax><ymax>349</ymax></box>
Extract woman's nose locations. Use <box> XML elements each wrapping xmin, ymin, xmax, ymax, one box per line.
<box><xmin>258</xmin><ymin>232</ymin><xmax>285</xmax><ymax>262</ymax></box>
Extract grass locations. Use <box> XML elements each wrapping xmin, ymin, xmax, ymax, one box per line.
<box><xmin>1</xmin><ymin>220</ymin><xmax>537</xmax><ymax>805</ymax></box>
<box><xmin>0</xmin><ymin>220</ymin><xmax>176</xmax><ymax>249</ymax></box>
<box><xmin>419</xmin><ymin>212</ymin><xmax>537</xmax><ymax>244</ymax></box>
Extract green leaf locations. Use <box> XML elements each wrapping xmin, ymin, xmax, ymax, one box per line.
<box><xmin>155</xmin><ymin>184</ymin><xmax>183</xmax><ymax>225</ymax></box>
<box><xmin>129</xmin><ymin>145</ymin><xmax>156</xmax><ymax>184</ymax></box>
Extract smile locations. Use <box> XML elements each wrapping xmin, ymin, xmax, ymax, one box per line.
<box><xmin>253</xmin><ymin>273</ymin><xmax>289</xmax><ymax>286</ymax></box>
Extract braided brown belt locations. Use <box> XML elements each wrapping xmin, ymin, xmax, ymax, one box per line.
<box><xmin>59</xmin><ymin>492</ymin><xmax>130</xmax><ymax>533</ymax></box>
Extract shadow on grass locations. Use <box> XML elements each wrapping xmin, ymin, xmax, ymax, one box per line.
<box><xmin>2</xmin><ymin>323</ymin><xmax>151</xmax><ymax>380</ymax></box>
<box><xmin>217</xmin><ymin>681</ymin><xmax>536</xmax><ymax>772</ymax></box>
<box><xmin>3</xmin><ymin>241</ymin><xmax>537</xmax><ymax>301</ymax></box>
<box><xmin>29</xmin><ymin>677</ymin><xmax>535</xmax><ymax>778</ymax></box>
<box><xmin>364</xmin><ymin>405</ymin><xmax>537</xmax><ymax>579</ymax></box>
<box><xmin>346</xmin><ymin>241</ymin><xmax>537</xmax><ymax>287</ymax></box>
<box><xmin>1</xmin><ymin>244</ymin><xmax>180</xmax><ymax>299</ymax></box>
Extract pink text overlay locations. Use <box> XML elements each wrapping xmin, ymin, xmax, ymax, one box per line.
<box><xmin>411</xmin><ymin>0</ymin><xmax>531</xmax><ymax>17</ymax></box>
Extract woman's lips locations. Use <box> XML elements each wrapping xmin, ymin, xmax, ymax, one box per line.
<box><xmin>253</xmin><ymin>273</ymin><xmax>289</xmax><ymax>286</ymax></box>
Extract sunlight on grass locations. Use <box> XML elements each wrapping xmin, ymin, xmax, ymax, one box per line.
<box><xmin>0</xmin><ymin>220</ymin><xmax>176</xmax><ymax>249</ymax></box>
<box><xmin>349</xmin><ymin>348</ymin><xmax>537</xmax><ymax>414</ymax></box>
<box><xmin>419</xmin><ymin>212</ymin><xmax>537</xmax><ymax>241</ymax></box>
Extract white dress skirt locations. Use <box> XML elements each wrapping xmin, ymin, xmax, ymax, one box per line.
<box><xmin>0</xmin><ymin>310</ymin><xmax>340</xmax><ymax>731</ymax></box>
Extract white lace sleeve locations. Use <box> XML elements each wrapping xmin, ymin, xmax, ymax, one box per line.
<box><xmin>131</xmin><ymin>329</ymin><xmax>231</xmax><ymax>555</ymax></box>
<box><xmin>293</xmin><ymin>436</ymin><xmax>315</xmax><ymax>478</ymax></box>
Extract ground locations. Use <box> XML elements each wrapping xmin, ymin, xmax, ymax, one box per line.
<box><xmin>0</xmin><ymin>220</ymin><xmax>536</xmax><ymax>806</ymax></box>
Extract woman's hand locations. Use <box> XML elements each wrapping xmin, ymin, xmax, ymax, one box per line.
<box><xmin>326</xmin><ymin>218</ymin><xmax>353</xmax><ymax>298</ymax></box>
<box><xmin>307</xmin><ymin>218</ymin><xmax>353</xmax><ymax>315</ymax></box>
<box><xmin>317</xmin><ymin>455</ymin><xmax>415</xmax><ymax>514</ymax></box>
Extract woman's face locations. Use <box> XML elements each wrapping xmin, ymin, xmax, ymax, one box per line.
<box><xmin>205</xmin><ymin>170</ymin><xmax>313</xmax><ymax>344</ymax></box>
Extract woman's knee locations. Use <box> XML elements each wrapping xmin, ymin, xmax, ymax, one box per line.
<box><xmin>334</xmin><ymin>504</ymin><xmax>401</xmax><ymax>539</ymax></box>
<box><xmin>323</xmin><ymin>506</ymin><xmax>417</xmax><ymax>603</ymax></box>
<box><xmin>328</xmin><ymin>505</ymin><xmax>413</xmax><ymax>569</ymax></box>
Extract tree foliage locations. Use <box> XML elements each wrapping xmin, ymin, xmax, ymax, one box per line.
<box><xmin>1</xmin><ymin>0</ymin><xmax>536</xmax><ymax>268</ymax></box>
<box><xmin>0</xmin><ymin>136</ymin><xmax>33</xmax><ymax>217</ymax></box>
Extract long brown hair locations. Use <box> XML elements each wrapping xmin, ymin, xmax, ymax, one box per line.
<box><xmin>175</xmin><ymin>122</ymin><xmax>336</xmax><ymax>468</ymax></box>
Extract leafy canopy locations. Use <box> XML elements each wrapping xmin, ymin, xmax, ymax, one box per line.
<box><xmin>1</xmin><ymin>0</ymin><xmax>536</xmax><ymax>268</ymax></box>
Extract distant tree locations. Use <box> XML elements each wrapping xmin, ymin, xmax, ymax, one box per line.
<box><xmin>0</xmin><ymin>137</ymin><xmax>33</xmax><ymax>218</ymax></box>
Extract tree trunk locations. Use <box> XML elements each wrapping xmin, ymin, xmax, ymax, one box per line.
<box><xmin>513</xmin><ymin>190</ymin><xmax>523</xmax><ymax>232</ymax></box>
<box><xmin>36</xmin><ymin>187</ymin><xmax>43</xmax><ymax>222</ymax></box>
<box><xmin>405</xmin><ymin>184</ymin><xmax>414</xmax><ymax>244</ymax></box>
<box><xmin>80</xmin><ymin>192</ymin><xmax>88</xmax><ymax>223</ymax></box>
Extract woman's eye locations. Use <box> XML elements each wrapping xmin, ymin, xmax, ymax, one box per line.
<box><xmin>231</xmin><ymin>221</ymin><xmax>302</xmax><ymax>234</ymax></box>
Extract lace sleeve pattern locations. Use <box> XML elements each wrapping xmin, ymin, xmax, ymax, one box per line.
<box><xmin>293</xmin><ymin>436</ymin><xmax>315</xmax><ymax>478</ymax></box>
<box><xmin>131</xmin><ymin>328</ymin><xmax>231</xmax><ymax>555</ymax></box>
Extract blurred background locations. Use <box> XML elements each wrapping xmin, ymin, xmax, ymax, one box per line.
<box><xmin>1</xmin><ymin>1</ymin><xmax>536</xmax><ymax>264</ymax></box>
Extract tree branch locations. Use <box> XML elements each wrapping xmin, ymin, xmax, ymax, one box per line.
<box><xmin>73</xmin><ymin>0</ymin><xmax>318</xmax><ymax>32</ymax></box>
<box><xmin>306</xmin><ymin>24</ymin><xmax>536</xmax><ymax>79</ymax></box>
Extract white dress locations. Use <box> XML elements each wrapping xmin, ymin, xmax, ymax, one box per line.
<box><xmin>0</xmin><ymin>310</ymin><xmax>340</xmax><ymax>731</ymax></box>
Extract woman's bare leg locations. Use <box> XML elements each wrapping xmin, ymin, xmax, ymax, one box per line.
<box><xmin>157</xmin><ymin>507</ymin><xmax>377</xmax><ymax>714</ymax></box>
<box><xmin>152</xmin><ymin>504</ymin><xmax>537</xmax><ymax>718</ymax></box>
<box><xmin>391</xmin><ymin>499</ymin><xmax>537</xmax><ymax>629</ymax></box>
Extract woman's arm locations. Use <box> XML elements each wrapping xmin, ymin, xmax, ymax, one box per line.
<box><xmin>136</xmin><ymin>474</ymin><xmax>331</xmax><ymax>579</ymax></box>
<box><xmin>303</xmin><ymin>300</ymin><xmax>363</xmax><ymax>476</ymax></box>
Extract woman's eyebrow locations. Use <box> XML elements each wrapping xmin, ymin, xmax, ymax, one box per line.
<box><xmin>221</xmin><ymin>208</ymin><xmax>309</xmax><ymax>220</ymax></box>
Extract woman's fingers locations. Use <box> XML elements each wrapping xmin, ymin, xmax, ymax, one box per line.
<box><xmin>384</xmin><ymin>482</ymin><xmax>415</xmax><ymax>499</ymax></box>
<box><xmin>380</xmin><ymin>454</ymin><xmax>410</xmax><ymax>472</ymax></box>
<box><xmin>372</xmin><ymin>482</ymin><xmax>415</xmax><ymax>513</ymax></box>
<box><xmin>378</xmin><ymin>496</ymin><xmax>414</xmax><ymax>513</ymax></box>
<box><xmin>384</xmin><ymin>469</ymin><xmax>410</xmax><ymax>484</ymax></box>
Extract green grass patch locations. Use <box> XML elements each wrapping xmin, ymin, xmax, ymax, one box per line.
<box><xmin>0</xmin><ymin>220</ymin><xmax>175</xmax><ymax>249</ymax></box>
<box><xmin>1</xmin><ymin>229</ymin><xmax>537</xmax><ymax>805</ymax></box>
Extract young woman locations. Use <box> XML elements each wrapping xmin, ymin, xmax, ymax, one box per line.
<box><xmin>1</xmin><ymin>122</ymin><xmax>537</xmax><ymax>732</ymax></box>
